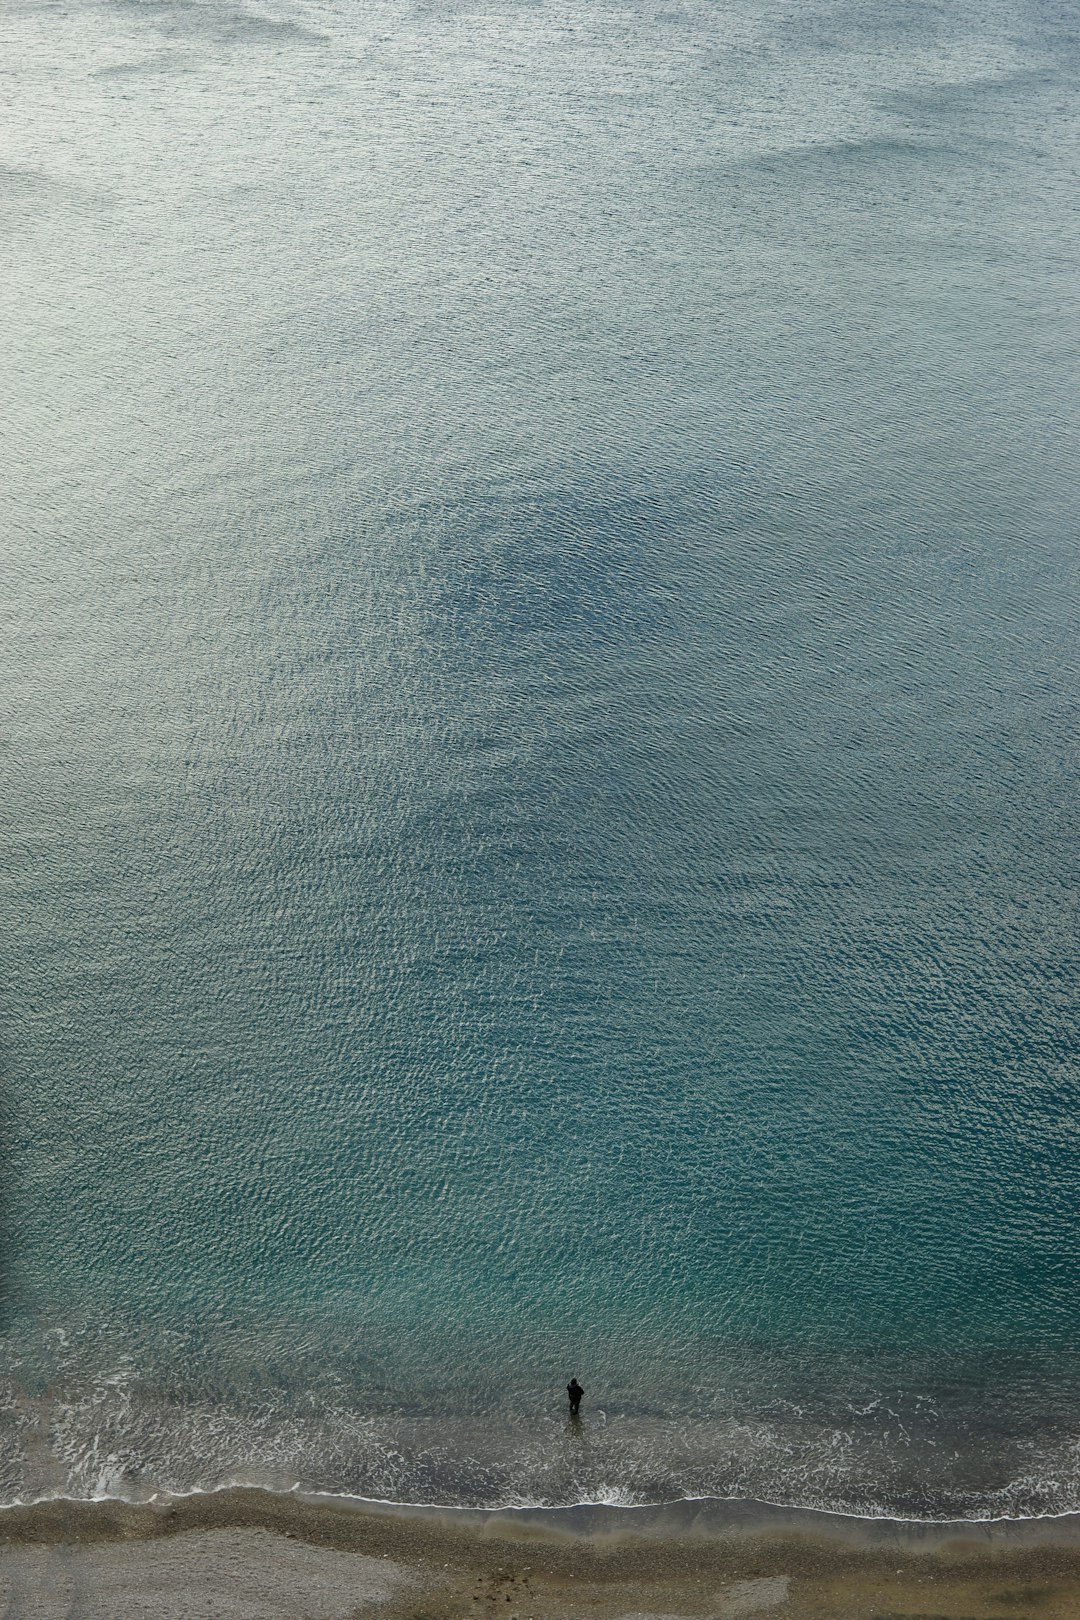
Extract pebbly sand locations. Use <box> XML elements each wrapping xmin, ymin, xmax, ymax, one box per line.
<box><xmin>3</xmin><ymin>1488</ymin><xmax>1080</xmax><ymax>1619</ymax></box>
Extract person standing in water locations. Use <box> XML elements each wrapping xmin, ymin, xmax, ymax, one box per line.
<box><xmin>567</xmin><ymin>1377</ymin><xmax>583</xmax><ymax>1415</ymax></box>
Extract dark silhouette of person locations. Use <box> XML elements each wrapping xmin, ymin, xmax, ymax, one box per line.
<box><xmin>567</xmin><ymin>1377</ymin><xmax>583</xmax><ymax>1415</ymax></box>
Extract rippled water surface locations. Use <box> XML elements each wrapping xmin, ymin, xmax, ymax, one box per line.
<box><xmin>2</xmin><ymin>0</ymin><xmax>1078</xmax><ymax>1516</ymax></box>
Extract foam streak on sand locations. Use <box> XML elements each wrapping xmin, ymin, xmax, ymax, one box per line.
<box><xmin>4</xmin><ymin>1490</ymin><xmax>1080</xmax><ymax>1619</ymax></box>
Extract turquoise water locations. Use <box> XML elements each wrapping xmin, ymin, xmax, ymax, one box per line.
<box><xmin>2</xmin><ymin>0</ymin><xmax>1078</xmax><ymax>1516</ymax></box>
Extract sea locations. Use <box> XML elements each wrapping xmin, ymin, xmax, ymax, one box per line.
<box><xmin>1</xmin><ymin>0</ymin><xmax>1078</xmax><ymax>1522</ymax></box>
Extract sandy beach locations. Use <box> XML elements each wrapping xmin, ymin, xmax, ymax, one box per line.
<box><xmin>3</xmin><ymin>1489</ymin><xmax>1080</xmax><ymax>1619</ymax></box>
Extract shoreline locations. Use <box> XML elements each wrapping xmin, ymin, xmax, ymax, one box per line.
<box><xmin>9</xmin><ymin>1479</ymin><xmax>1080</xmax><ymax>1531</ymax></box>
<box><xmin>5</xmin><ymin>1487</ymin><xmax>1080</xmax><ymax>1618</ymax></box>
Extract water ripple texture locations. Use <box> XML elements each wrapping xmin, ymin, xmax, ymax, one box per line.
<box><xmin>1</xmin><ymin>0</ymin><xmax>1077</xmax><ymax>1516</ymax></box>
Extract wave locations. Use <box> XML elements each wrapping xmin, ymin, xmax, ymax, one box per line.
<box><xmin>4</xmin><ymin>1382</ymin><xmax>1080</xmax><ymax>1523</ymax></box>
<box><xmin>5</xmin><ymin>1320</ymin><xmax>1080</xmax><ymax>1522</ymax></box>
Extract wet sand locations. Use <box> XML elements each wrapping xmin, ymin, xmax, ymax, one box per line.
<box><xmin>3</xmin><ymin>1488</ymin><xmax>1080</xmax><ymax>1619</ymax></box>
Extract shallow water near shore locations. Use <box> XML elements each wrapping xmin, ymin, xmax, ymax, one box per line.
<box><xmin>2</xmin><ymin>0</ymin><xmax>1078</xmax><ymax>1519</ymax></box>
